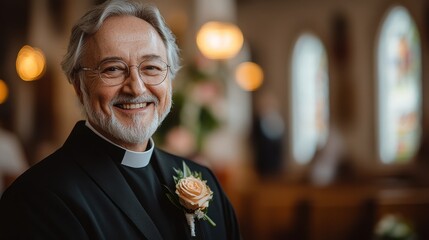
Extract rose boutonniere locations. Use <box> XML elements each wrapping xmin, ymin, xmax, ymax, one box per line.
<box><xmin>164</xmin><ymin>161</ymin><xmax>216</xmax><ymax>237</ymax></box>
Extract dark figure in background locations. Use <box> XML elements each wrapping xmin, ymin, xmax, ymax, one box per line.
<box><xmin>251</xmin><ymin>92</ymin><xmax>285</xmax><ymax>178</ymax></box>
<box><xmin>0</xmin><ymin>1</ymin><xmax>240</xmax><ymax>239</ymax></box>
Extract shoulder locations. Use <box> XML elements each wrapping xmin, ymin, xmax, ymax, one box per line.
<box><xmin>2</xmin><ymin>146</ymin><xmax>81</xmax><ymax>198</ymax></box>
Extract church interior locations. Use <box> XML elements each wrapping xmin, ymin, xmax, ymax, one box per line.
<box><xmin>1</xmin><ymin>0</ymin><xmax>429</xmax><ymax>239</ymax></box>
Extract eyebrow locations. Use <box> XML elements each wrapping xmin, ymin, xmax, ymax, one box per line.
<box><xmin>98</xmin><ymin>54</ymin><xmax>165</xmax><ymax>64</ymax></box>
<box><xmin>139</xmin><ymin>54</ymin><xmax>164</xmax><ymax>62</ymax></box>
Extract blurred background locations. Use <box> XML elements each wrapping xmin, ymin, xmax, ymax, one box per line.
<box><xmin>1</xmin><ymin>0</ymin><xmax>429</xmax><ymax>239</ymax></box>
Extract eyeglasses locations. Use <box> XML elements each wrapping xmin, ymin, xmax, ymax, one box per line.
<box><xmin>80</xmin><ymin>58</ymin><xmax>170</xmax><ymax>86</ymax></box>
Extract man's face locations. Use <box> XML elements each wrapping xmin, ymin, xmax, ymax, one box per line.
<box><xmin>77</xmin><ymin>16</ymin><xmax>172</xmax><ymax>151</ymax></box>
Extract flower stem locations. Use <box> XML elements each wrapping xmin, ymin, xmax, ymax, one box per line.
<box><xmin>204</xmin><ymin>214</ymin><xmax>217</xmax><ymax>227</ymax></box>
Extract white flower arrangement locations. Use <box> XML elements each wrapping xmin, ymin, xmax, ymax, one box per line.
<box><xmin>374</xmin><ymin>214</ymin><xmax>417</xmax><ymax>240</ymax></box>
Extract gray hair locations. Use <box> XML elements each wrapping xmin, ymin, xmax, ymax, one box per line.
<box><xmin>61</xmin><ymin>0</ymin><xmax>180</xmax><ymax>85</ymax></box>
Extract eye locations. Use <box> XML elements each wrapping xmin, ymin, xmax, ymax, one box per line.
<box><xmin>99</xmin><ymin>61</ymin><xmax>127</xmax><ymax>77</ymax></box>
<box><xmin>104</xmin><ymin>66</ymin><xmax>121</xmax><ymax>72</ymax></box>
<box><xmin>143</xmin><ymin>65</ymin><xmax>161</xmax><ymax>72</ymax></box>
<box><xmin>139</xmin><ymin>61</ymin><xmax>166</xmax><ymax>76</ymax></box>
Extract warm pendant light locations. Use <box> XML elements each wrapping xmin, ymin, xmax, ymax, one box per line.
<box><xmin>16</xmin><ymin>45</ymin><xmax>46</xmax><ymax>81</ymax></box>
<box><xmin>196</xmin><ymin>21</ymin><xmax>244</xmax><ymax>60</ymax></box>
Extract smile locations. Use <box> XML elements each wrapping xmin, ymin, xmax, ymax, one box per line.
<box><xmin>116</xmin><ymin>102</ymin><xmax>149</xmax><ymax>109</ymax></box>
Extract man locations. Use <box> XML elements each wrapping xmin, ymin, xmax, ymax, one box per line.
<box><xmin>0</xmin><ymin>1</ymin><xmax>240</xmax><ymax>239</ymax></box>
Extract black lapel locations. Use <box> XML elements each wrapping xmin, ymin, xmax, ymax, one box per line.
<box><xmin>152</xmin><ymin>149</ymin><xmax>196</xmax><ymax>238</ymax></box>
<box><xmin>65</xmin><ymin>121</ymin><xmax>163</xmax><ymax>240</ymax></box>
<box><xmin>152</xmin><ymin>149</ymin><xmax>181</xmax><ymax>188</ymax></box>
<box><xmin>151</xmin><ymin>148</ymin><xmax>214</xmax><ymax>239</ymax></box>
<box><xmin>153</xmin><ymin>149</ymin><xmax>224</xmax><ymax>239</ymax></box>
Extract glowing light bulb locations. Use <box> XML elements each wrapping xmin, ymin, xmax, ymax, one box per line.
<box><xmin>235</xmin><ymin>62</ymin><xmax>264</xmax><ymax>91</ymax></box>
<box><xmin>16</xmin><ymin>45</ymin><xmax>46</xmax><ymax>81</ymax></box>
<box><xmin>196</xmin><ymin>21</ymin><xmax>244</xmax><ymax>60</ymax></box>
<box><xmin>0</xmin><ymin>79</ymin><xmax>9</xmax><ymax>104</ymax></box>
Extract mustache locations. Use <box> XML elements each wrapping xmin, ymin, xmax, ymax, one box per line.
<box><xmin>111</xmin><ymin>94</ymin><xmax>160</xmax><ymax>106</ymax></box>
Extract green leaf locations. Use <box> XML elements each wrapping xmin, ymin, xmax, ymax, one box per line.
<box><xmin>183</xmin><ymin>161</ymin><xmax>192</xmax><ymax>178</ymax></box>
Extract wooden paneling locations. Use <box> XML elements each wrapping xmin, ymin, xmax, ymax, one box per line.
<box><xmin>241</xmin><ymin>183</ymin><xmax>429</xmax><ymax>240</ymax></box>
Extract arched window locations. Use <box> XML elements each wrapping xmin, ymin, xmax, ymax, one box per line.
<box><xmin>291</xmin><ymin>33</ymin><xmax>329</xmax><ymax>164</ymax></box>
<box><xmin>377</xmin><ymin>6</ymin><xmax>422</xmax><ymax>164</ymax></box>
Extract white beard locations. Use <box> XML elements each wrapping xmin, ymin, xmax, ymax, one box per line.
<box><xmin>80</xmin><ymin>83</ymin><xmax>171</xmax><ymax>145</ymax></box>
<box><xmin>89</xmin><ymin>105</ymin><xmax>160</xmax><ymax>144</ymax></box>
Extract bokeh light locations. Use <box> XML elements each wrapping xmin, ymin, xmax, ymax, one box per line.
<box><xmin>0</xmin><ymin>79</ymin><xmax>9</xmax><ymax>104</ymax></box>
<box><xmin>196</xmin><ymin>21</ymin><xmax>244</xmax><ymax>60</ymax></box>
<box><xmin>16</xmin><ymin>45</ymin><xmax>46</xmax><ymax>81</ymax></box>
<box><xmin>235</xmin><ymin>62</ymin><xmax>264</xmax><ymax>91</ymax></box>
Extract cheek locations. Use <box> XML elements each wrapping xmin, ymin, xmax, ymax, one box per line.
<box><xmin>84</xmin><ymin>81</ymin><xmax>116</xmax><ymax>111</ymax></box>
<box><xmin>153</xmin><ymin>82</ymin><xmax>172</xmax><ymax>109</ymax></box>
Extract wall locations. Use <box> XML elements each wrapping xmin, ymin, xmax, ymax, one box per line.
<box><xmin>237</xmin><ymin>0</ymin><xmax>429</xmax><ymax>177</ymax></box>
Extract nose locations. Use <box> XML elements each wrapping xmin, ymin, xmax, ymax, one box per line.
<box><xmin>123</xmin><ymin>66</ymin><xmax>147</xmax><ymax>96</ymax></box>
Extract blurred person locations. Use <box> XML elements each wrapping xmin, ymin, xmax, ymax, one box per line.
<box><xmin>251</xmin><ymin>91</ymin><xmax>285</xmax><ymax>178</ymax></box>
<box><xmin>0</xmin><ymin>1</ymin><xmax>240</xmax><ymax>239</ymax></box>
<box><xmin>0</xmin><ymin>125</ymin><xmax>28</xmax><ymax>195</ymax></box>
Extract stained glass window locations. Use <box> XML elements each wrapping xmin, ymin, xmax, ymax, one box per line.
<box><xmin>377</xmin><ymin>6</ymin><xmax>422</xmax><ymax>163</ymax></box>
<box><xmin>291</xmin><ymin>33</ymin><xmax>329</xmax><ymax>164</ymax></box>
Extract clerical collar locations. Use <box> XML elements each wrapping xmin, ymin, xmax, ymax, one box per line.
<box><xmin>85</xmin><ymin>121</ymin><xmax>154</xmax><ymax>168</ymax></box>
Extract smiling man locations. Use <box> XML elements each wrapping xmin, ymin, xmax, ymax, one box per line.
<box><xmin>0</xmin><ymin>1</ymin><xmax>240</xmax><ymax>239</ymax></box>
<box><xmin>79</xmin><ymin>15</ymin><xmax>171</xmax><ymax>152</ymax></box>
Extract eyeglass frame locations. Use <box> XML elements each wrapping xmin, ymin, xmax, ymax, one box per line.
<box><xmin>78</xmin><ymin>58</ymin><xmax>170</xmax><ymax>86</ymax></box>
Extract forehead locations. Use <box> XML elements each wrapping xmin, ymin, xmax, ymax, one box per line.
<box><xmin>84</xmin><ymin>15</ymin><xmax>167</xmax><ymax>63</ymax></box>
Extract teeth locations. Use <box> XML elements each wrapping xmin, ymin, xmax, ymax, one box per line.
<box><xmin>121</xmin><ymin>103</ymin><xmax>148</xmax><ymax>109</ymax></box>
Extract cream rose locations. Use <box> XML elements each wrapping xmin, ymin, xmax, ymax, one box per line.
<box><xmin>175</xmin><ymin>176</ymin><xmax>213</xmax><ymax>211</ymax></box>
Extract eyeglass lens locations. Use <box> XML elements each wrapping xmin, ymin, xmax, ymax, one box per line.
<box><xmin>98</xmin><ymin>59</ymin><xmax>168</xmax><ymax>85</ymax></box>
